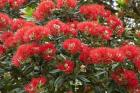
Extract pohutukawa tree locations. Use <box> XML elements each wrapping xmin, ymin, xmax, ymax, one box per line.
<box><xmin>0</xmin><ymin>0</ymin><xmax>140</xmax><ymax>93</ymax></box>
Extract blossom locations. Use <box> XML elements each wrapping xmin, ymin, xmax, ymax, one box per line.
<box><xmin>57</xmin><ymin>60</ymin><xmax>74</xmax><ymax>74</ymax></box>
<box><xmin>0</xmin><ymin>32</ymin><xmax>14</xmax><ymax>42</ymax></box>
<box><xmin>133</xmin><ymin>55</ymin><xmax>140</xmax><ymax>70</ymax></box>
<box><xmin>40</xmin><ymin>43</ymin><xmax>56</xmax><ymax>62</ymax></box>
<box><xmin>11</xmin><ymin>18</ymin><xmax>36</xmax><ymax>31</ymax></box>
<box><xmin>56</xmin><ymin>0</ymin><xmax>77</xmax><ymax>8</ymax></box>
<box><xmin>78</xmin><ymin>22</ymin><xmax>113</xmax><ymax>40</ymax></box>
<box><xmin>61</xmin><ymin>21</ymin><xmax>78</xmax><ymax>36</ymax></box>
<box><xmin>46</xmin><ymin>19</ymin><xmax>65</xmax><ymax>36</ymax></box>
<box><xmin>90</xmin><ymin>47</ymin><xmax>114</xmax><ymax>64</ymax></box>
<box><xmin>0</xmin><ymin>45</ymin><xmax>5</xmax><ymax>56</ymax></box>
<box><xmin>0</xmin><ymin>13</ymin><xmax>11</xmax><ymax>31</ymax></box>
<box><xmin>11</xmin><ymin>19</ymin><xmax>26</xmax><ymax>31</ymax></box>
<box><xmin>79</xmin><ymin>4</ymin><xmax>106</xmax><ymax>20</ymax></box>
<box><xmin>124</xmin><ymin>70</ymin><xmax>139</xmax><ymax>89</ymax></box>
<box><xmin>111</xmin><ymin>68</ymin><xmax>139</xmax><ymax>89</ymax></box>
<box><xmin>79</xmin><ymin>44</ymin><xmax>92</xmax><ymax>64</ymax></box>
<box><xmin>56</xmin><ymin>0</ymin><xmax>63</xmax><ymax>8</ymax></box>
<box><xmin>8</xmin><ymin>0</ymin><xmax>27</xmax><ymax>9</ymax></box>
<box><xmin>0</xmin><ymin>0</ymin><xmax>7</xmax><ymax>9</ymax></box>
<box><xmin>4</xmin><ymin>36</ymin><xmax>18</xmax><ymax>48</ymax></box>
<box><xmin>107</xmin><ymin>15</ymin><xmax>125</xmax><ymax>36</ymax></box>
<box><xmin>12</xmin><ymin>44</ymin><xmax>40</xmax><ymax>67</ymax></box>
<box><xmin>33</xmin><ymin>1</ymin><xmax>55</xmax><ymax>20</ymax></box>
<box><xmin>14</xmin><ymin>27</ymin><xmax>31</xmax><ymax>43</ymax></box>
<box><xmin>112</xmin><ymin>48</ymin><xmax>126</xmax><ymax>62</ymax></box>
<box><xmin>120</xmin><ymin>45</ymin><xmax>139</xmax><ymax>60</ymax></box>
<box><xmin>63</xmin><ymin>38</ymin><xmax>81</xmax><ymax>54</ymax></box>
<box><xmin>23</xmin><ymin>26</ymin><xmax>50</xmax><ymax>42</ymax></box>
<box><xmin>25</xmin><ymin>76</ymin><xmax>47</xmax><ymax>93</ymax></box>
<box><xmin>96</xmin><ymin>25</ymin><xmax>113</xmax><ymax>40</ymax></box>
<box><xmin>77</xmin><ymin>22</ymin><xmax>94</xmax><ymax>34</ymax></box>
<box><xmin>66</xmin><ymin>0</ymin><xmax>77</xmax><ymax>8</ymax></box>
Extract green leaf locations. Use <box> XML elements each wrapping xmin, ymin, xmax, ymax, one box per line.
<box><xmin>77</xmin><ymin>75</ymin><xmax>90</xmax><ymax>83</ymax></box>
<box><xmin>54</xmin><ymin>76</ymin><xmax>64</xmax><ymax>92</ymax></box>
<box><xmin>49</xmin><ymin>69</ymin><xmax>60</xmax><ymax>74</ymax></box>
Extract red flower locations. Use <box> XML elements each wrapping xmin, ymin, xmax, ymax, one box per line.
<box><xmin>56</xmin><ymin>0</ymin><xmax>77</xmax><ymax>8</ymax></box>
<box><xmin>4</xmin><ymin>36</ymin><xmax>18</xmax><ymax>48</ymax></box>
<box><xmin>11</xmin><ymin>19</ymin><xmax>35</xmax><ymax>31</ymax></box>
<box><xmin>25</xmin><ymin>76</ymin><xmax>47</xmax><ymax>93</ymax></box>
<box><xmin>56</xmin><ymin>0</ymin><xmax>63</xmax><ymax>8</ymax></box>
<box><xmin>63</xmin><ymin>38</ymin><xmax>81</xmax><ymax>54</ymax></box>
<box><xmin>46</xmin><ymin>19</ymin><xmax>65</xmax><ymax>36</ymax></box>
<box><xmin>61</xmin><ymin>22</ymin><xmax>78</xmax><ymax>36</ymax></box>
<box><xmin>111</xmin><ymin>68</ymin><xmax>139</xmax><ymax>89</ymax></box>
<box><xmin>112</xmin><ymin>48</ymin><xmax>126</xmax><ymax>62</ymax></box>
<box><xmin>40</xmin><ymin>43</ymin><xmax>56</xmax><ymax>62</ymax></box>
<box><xmin>0</xmin><ymin>0</ymin><xmax>7</xmax><ymax>9</ymax></box>
<box><xmin>8</xmin><ymin>0</ymin><xmax>26</xmax><ymax>9</ymax></box>
<box><xmin>57</xmin><ymin>60</ymin><xmax>74</xmax><ymax>74</ymax></box>
<box><xmin>14</xmin><ymin>27</ymin><xmax>31</xmax><ymax>43</ymax></box>
<box><xmin>107</xmin><ymin>15</ymin><xmax>123</xmax><ymax>30</ymax></box>
<box><xmin>107</xmin><ymin>15</ymin><xmax>125</xmax><ymax>36</ymax></box>
<box><xmin>11</xmin><ymin>19</ymin><xmax>29</xmax><ymax>31</ymax></box>
<box><xmin>133</xmin><ymin>55</ymin><xmax>140</xmax><ymax>70</ymax></box>
<box><xmin>0</xmin><ymin>45</ymin><xmax>5</xmax><ymax>56</ymax></box>
<box><xmin>121</xmin><ymin>45</ymin><xmax>139</xmax><ymax>60</ymax></box>
<box><xmin>23</xmin><ymin>26</ymin><xmax>50</xmax><ymax>42</ymax></box>
<box><xmin>12</xmin><ymin>44</ymin><xmax>40</xmax><ymax>67</ymax></box>
<box><xmin>77</xmin><ymin>22</ymin><xmax>94</xmax><ymax>34</ymax></box>
<box><xmin>124</xmin><ymin>70</ymin><xmax>139</xmax><ymax>89</ymax></box>
<box><xmin>66</xmin><ymin>0</ymin><xmax>77</xmax><ymax>8</ymax></box>
<box><xmin>0</xmin><ymin>32</ymin><xmax>14</xmax><ymax>42</ymax></box>
<box><xmin>79</xmin><ymin>4</ymin><xmax>105</xmax><ymax>20</ymax></box>
<box><xmin>79</xmin><ymin>44</ymin><xmax>92</xmax><ymax>64</ymax></box>
<box><xmin>99</xmin><ymin>26</ymin><xmax>113</xmax><ymax>40</ymax></box>
<box><xmin>0</xmin><ymin>13</ymin><xmax>11</xmax><ymax>31</ymax></box>
<box><xmin>90</xmin><ymin>47</ymin><xmax>114</xmax><ymax>64</ymax></box>
<box><xmin>33</xmin><ymin>1</ymin><xmax>55</xmax><ymax>20</ymax></box>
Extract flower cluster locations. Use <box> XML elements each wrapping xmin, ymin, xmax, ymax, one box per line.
<box><xmin>57</xmin><ymin>60</ymin><xmax>74</xmax><ymax>74</ymax></box>
<box><xmin>111</xmin><ymin>68</ymin><xmax>139</xmax><ymax>91</ymax></box>
<box><xmin>33</xmin><ymin>0</ymin><xmax>55</xmax><ymax>21</ymax></box>
<box><xmin>33</xmin><ymin>0</ymin><xmax>77</xmax><ymax>20</ymax></box>
<box><xmin>0</xmin><ymin>0</ymin><xmax>26</xmax><ymax>9</ymax></box>
<box><xmin>56</xmin><ymin>0</ymin><xmax>77</xmax><ymax>8</ymax></box>
<box><xmin>0</xmin><ymin>1</ymin><xmax>139</xmax><ymax>93</ymax></box>
<box><xmin>25</xmin><ymin>76</ymin><xmax>47</xmax><ymax>93</ymax></box>
<box><xmin>79</xmin><ymin>4</ymin><xmax>124</xmax><ymax>36</ymax></box>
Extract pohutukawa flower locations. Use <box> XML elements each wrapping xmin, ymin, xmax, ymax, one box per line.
<box><xmin>11</xmin><ymin>19</ymin><xmax>26</xmax><ymax>31</ymax></box>
<box><xmin>33</xmin><ymin>1</ymin><xmax>55</xmax><ymax>20</ymax></box>
<box><xmin>61</xmin><ymin>21</ymin><xmax>78</xmax><ymax>36</ymax></box>
<box><xmin>46</xmin><ymin>19</ymin><xmax>65</xmax><ymax>36</ymax></box>
<box><xmin>23</xmin><ymin>26</ymin><xmax>50</xmax><ymax>42</ymax></box>
<box><xmin>0</xmin><ymin>45</ymin><xmax>5</xmax><ymax>56</ymax></box>
<box><xmin>25</xmin><ymin>76</ymin><xmax>47</xmax><ymax>93</ymax></box>
<box><xmin>0</xmin><ymin>13</ymin><xmax>11</xmax><ymax>30</ymax></box>
<box><xmin>63</xmin><ymin>38</ymin><xmax>81</xmax><ymax>54</ymax></box>
<box><xmin>0</xmin><ymin>0</ymin><xmax>7</xmax><ymax>9</ymax></box>
<box><xmin>112</xmin><ymin>68</ymin><xmax>139</xmax><ymax>89</ymax></box>
<box><xmin>40</xmin><ymin>43</ymin><xmax>56</xmax><ymax>62</ymax></box>
<box><xmin>12</xmin><ymin>44</ymin><xmax>40</xmax><ymax>67</ymax></box>
<box><xmin>120</xmin><ymin>45</ymin><xmax>139</xmax><ymax>60</ymax></box>
<box><xmin>0</xmin><ymin>32</ymin><xmax>14</xmax><ymax>42</ymax></box>
<box><xmin>8</xmin><ymin>0</ymin><xmax>27</xmax><ymax>9</ymax></box>
<box><xmin>56</xmin><ymin>0</ymin><xmax>77</xmax><ymax>8</ymax></box>
<box><xmin>57</xmin><ymin>60</ymin><xmax>74</xmax><ymax>74</ymax></box>
<box><xmin>79</xmin><ymin>44</ymin><xmax>92</xmax><ymax>64</ymax></box>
